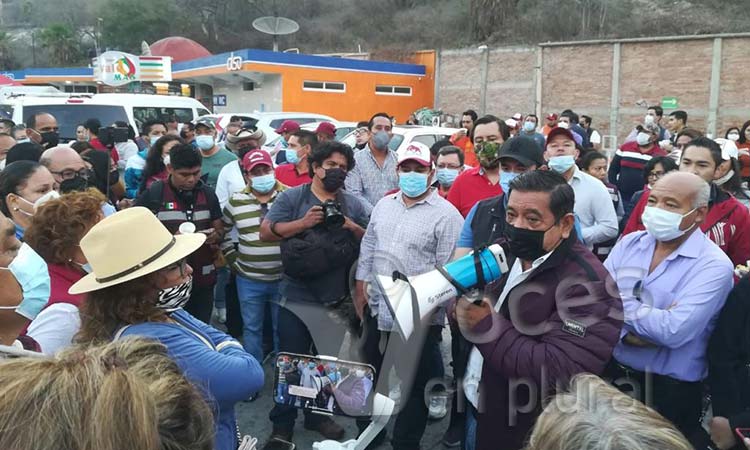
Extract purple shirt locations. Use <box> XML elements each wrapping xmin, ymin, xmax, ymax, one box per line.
<box><xmin>604</xmin><ymin>230</ymin><xmax>734</xmax><ymax>381</ymax></box>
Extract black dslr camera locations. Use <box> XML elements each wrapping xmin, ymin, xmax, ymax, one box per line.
<box><xmin>98</xmin><ymin>126</ymin><xmax>129</xmax><ymax>147</ymax></box>
<box><xmin>321</xmin><ymin>200</ymin><xmax>345</xmax><ymax>229</ymax></box>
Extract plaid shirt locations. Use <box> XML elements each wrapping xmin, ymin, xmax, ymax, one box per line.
<box><xmin>345</xmin><ymin>145</ymin><xmax>399</xmax><ymax>212</ymax></box>
<box><xmin>356</xmin><ymin>189</ymin><xmax>464</xmax><ymax>331</ymax></box>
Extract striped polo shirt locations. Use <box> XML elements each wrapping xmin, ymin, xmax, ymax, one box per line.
<box><xmin>220</xmin><ymin>183</ymin><xmax>286</xmax><ymax>282</ymax></box>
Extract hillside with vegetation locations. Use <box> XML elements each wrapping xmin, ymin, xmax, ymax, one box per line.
<box><xmin>0</xmin><ymin>0</ymin><xmax>747</xmax><ymax>69</ymax></box>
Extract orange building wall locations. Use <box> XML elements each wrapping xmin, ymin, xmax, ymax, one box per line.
<box><xmin>241</xmin><ymin>52</ymin><xmax>436</xmax><ymax>123</ymax></box>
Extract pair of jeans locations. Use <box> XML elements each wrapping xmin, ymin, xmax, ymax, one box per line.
<box><xmin>236</xmin><ymin>275</ymin><xmax>280</xmax><ymax>362</ymax></box>
<box><xmin>214</xmin><ymin>266</ymin><xmax>230</xmax><ymax>309</ymax></box>
<box><xmin>465</xmin><ymin>404</ymin><xmax>477</xmax><ymax>450</ymax></box>
<box><xmin>358</xmin><ymin>311</ymin><xmax>444</xmax><ymax>450</ymax></box>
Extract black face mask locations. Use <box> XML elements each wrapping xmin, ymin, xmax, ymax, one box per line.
<box><xmin>38</xmin><ymin>131</ymin><xmax>60</xmax><ymax>149</ymax></box>
<box><xmin>59</xmin><ymin>175</ymin><xmax>90</xmax><ymax>194</ymax></box>
<box><xmin>503</xmin><ymin>222</ymin><xmax>555</xmax><ymax>262</ymax></box>
<box><xmin>321</xmin><ymin>168</ymin><xmax>347</xmax><ymax>192</ymax></box>
<box><xmin>108</xmin><ymin>170</ymin><xmax>120</xmax><ymax>186</ymax></box>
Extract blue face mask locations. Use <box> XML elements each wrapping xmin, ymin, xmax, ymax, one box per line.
<box><xmin>523</xmin><ymin>121</ymin><xmax>536</xmax><ymax>132</ymax></box>
<box><xmin>548</xmin><ymin>155</ymin><xmax>576</xmax><ymax>174</ymax></box>
<box><xmin>0</xmin><ymin>243</ymin><xmax>51</xmax><ymax>320</ymax></box>
<box><xmin>436</xmin><ymin>168</ymin><xmax>460</xmax><ymax>187</ymax></box>
<box><xmin>399</xmin><ymin>171</ymin><xmax>430</xmax><ymax>198</ymax></box>
<box><xmin>286</xmin><ymin>148</ymin><xmax>300</xmax><ymax>165</ymax></box>
<box><xmin>195</xmin><ymin>135</ymin><xmax>215</xmax><ymax>151</ymax></box>
<box><xmin>251</xmin><ymin>173</ymin><xmax>276</xmax><ymax>193</ymax></box>
<box><xmin>500</xmin><ymin>171</ymin><xmax>519</xmax><ymax>193</ymax></box>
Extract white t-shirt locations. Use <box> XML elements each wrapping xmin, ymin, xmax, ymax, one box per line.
<box><xmin>27</xmin><ymin>303</ymin><xmax>80</xmax><ymax>355</ymax></box>
<box><xmin>215</xmin><ymin>161</ymin><xmax>246</xmax><ymax>243</ymax></box>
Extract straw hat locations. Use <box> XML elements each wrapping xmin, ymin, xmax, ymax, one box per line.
<box><xmin>69</xmin><ymin>207</ymin><xmax>206</xmax><ymax>294</ymax></box>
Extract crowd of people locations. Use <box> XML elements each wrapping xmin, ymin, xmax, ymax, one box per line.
<box><xmin>1</xmin><ymin>105</ymin><xmax>750</xmax><ymax>450</ymax></box>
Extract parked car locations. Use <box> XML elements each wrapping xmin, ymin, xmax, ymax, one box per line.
<box><xmin>196</xmin><ymin>112</ymin><xmax>337</xmax><ymax>143</ymax></box>
<box><xmin>340</xmin><ymin>125</ymin><xmax>458</xmax><ymax>153</ymax></box>
<box><xmin>2</xmin><ymin>91</ymin><xmax>211</xmax><ymax>141</ymax></box>
<box><xmin>300</xmin><ymin>121</ymin><xmax>359</xmax><ymax>141</ymax></box>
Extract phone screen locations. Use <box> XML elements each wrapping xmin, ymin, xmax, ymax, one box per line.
<box><xmin>273</xmin><ymin>352</ymin><xmax>377</xmax><ymax>418</ymax></box>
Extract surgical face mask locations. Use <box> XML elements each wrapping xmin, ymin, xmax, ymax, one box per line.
<box><xmin>503</xmin><ymin>222</ymin><xmax>553</xmax><ymax>262</ymax></box>
<box><xmin>399</xmin><ymin>171</ymin><xmax>430</xmax><ymax>198</ymax></box>
<box><xmin>15</xmin><ymin>190</ymin><xmax>61</xmax><ymax>216</ymax></box>
<box><xmin>728</xmin><ymin>132</ymin><xmax>740</xmax><ymax>142</ymax></box>
<box><xmin>548</xmin><ymin>155</ymin><xmax>576</xmax><ymax>174</ymax></box>
<box><xmin>36</xmin><ymin>130</ymin><xmax>59</xmax><ymax>149</ymax></box>
<box><xmin>0</xmin><ymin>243</ymin><xmax>51</xmax><ymax>320</ymax></box>
<box><xmin>644</xmin><ymin>114</ymin><xmax>655</xmax><ymax>125</ymax></box>
<box><xmin>72</xmin><ymin>260</ymin><xmax>93</xmax><ymax>274</ymax></box>
<box><xmin>714</xmin><ymin>169</ymin><xmax>735</xmax><ymax>187</ymax></box>
<box><xmin>251</xmin><ymin>173</ymin><xmax>276</xmax><ymax>193</ymax></box>
<box><xmin>500</xmin><ymin>171</ymin><xmax>519</xmax><ymax>193</ymax></box>
<box><xmin>372</xmin><ymin>131</ymin><xmax>390</xmax><ymax>150</ymax></box>
<box><xmin>321</xmin><ymin>167</ymin><xmax>347</xmax><ymax>192</ymax></box>
<box><xmin>308</xmin><ymin>362</ymin><xmax>317</xmax><ymax>370</ymax></box>
<box><xmin>641</xmin><ymin>206</ymin><xmax>696</xmax><ymax>242</ymax></box>
<box><xmin>636</xmin><ymin>132</ymin><xmax>651</xmax><ymax>147</ymax></box>
<box><xmin>436</xmin><ymin>168</ymin><xmax>459</xmax><ymax>187</ymax></box>
<box><xmin>523</xmin><ymin>121</ymin><xmax>536</xmax><ymax>133</ymax></box>
<box><xmin>195</xmin><ymin>135</ymin><xmax>215</xmax><ymax>151</ymax></box>
<box><xmin>557</xmin><ymin>121</ymin><xmax>570</xmax><ymax>129</ymax></box>
<box><xmin>285</xmin><ymin>148</ymin><xmax>300</xmax><ymax>165</ymax></box>
<box><xmin>0</xmin><ymin>159</ymin><xmax>6</xmax><ymax>171</ymax></box>
<box><xmin>156</xmin><ymin>275</ymin><xmax>193</xmax><ymax>312</ymax></box>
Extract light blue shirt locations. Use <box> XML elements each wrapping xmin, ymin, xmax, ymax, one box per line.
<box><xmin>604</xmin><ymin>230</ymin><xmax>734</xmax><ymax>382</ymax></box>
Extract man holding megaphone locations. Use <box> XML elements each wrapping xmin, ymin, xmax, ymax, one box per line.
<box><xmin>455</xmin><ymin>170</ymin><xmax>623</xmax><ymax>450</ymax></box>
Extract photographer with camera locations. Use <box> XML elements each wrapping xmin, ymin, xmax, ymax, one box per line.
<box><xmin>83</xmin><ymin>118</ymin><xmax>121</xmax><ymax>167</ymax></box>
<box><xmin>259</xmin><ymin>141</ymin><xmax>369</xmax><ymax>449</ymax></box>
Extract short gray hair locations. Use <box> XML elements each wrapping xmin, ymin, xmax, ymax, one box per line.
<box><xmin>524</xmin><ymin>374</ymin><xmax>692</xmax><ymax>450</ymax></box>
<box><xmin>693</xmin><ymin>179</ymin><xmax>710</xmax><ymax>209</ymax></box>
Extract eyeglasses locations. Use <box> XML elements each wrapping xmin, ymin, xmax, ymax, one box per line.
<box><xmin>353</xmin><ymin>128</ymin><xmax>369</xmax><ymax>135</ymax></box>
<box><xmin>50</xmin><ymin>168</ymin><xmax>93</xmax><ymax>181</ymax></box>
<box><xmin>647</xmin><ymin>171</ymin><xmax>665</xmax><ymax>180</ymax></box>
<box><xmin>163</xmin><ymin>258</ymin><xmax>187</xmax><ymax>277</ymax></box>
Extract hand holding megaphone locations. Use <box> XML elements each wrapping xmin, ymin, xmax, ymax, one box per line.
<box><xmin>375</xmin><ymin>244</ymin><xmax>508</xmax><ymax>340</ymax></box>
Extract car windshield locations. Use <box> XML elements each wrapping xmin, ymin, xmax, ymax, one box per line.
<box><xmin>24</xmin><ymin>104</ymin><xmax>129</xmax><ymax>141</ymax></box>
<box><xmin>388</xmin><ymin>133</ymin><xmax>404</xmax><ymax>151</ymax></box>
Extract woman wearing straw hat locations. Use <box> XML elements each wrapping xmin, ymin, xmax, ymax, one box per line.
<box><xmin>72</xmin><ymin>206</ymin><xmax>264</xmax><ymax>450</ymax></box>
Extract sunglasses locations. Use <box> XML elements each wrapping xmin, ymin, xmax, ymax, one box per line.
<box><xmin>163</xmin><ymin>258</ymin><xmax>188</xmax><ymax>277</ymax></box>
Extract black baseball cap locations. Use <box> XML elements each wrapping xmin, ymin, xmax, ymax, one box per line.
<box><xmin>497</xmin><ymin>136</ymin><xmax>544</xmax><ymax>167</ymax></box>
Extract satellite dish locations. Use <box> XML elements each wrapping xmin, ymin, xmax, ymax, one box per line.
<box><xmin>252</xmin><ymin>16</ymin><xmax>300</xmax><ymax>52</ymax></box>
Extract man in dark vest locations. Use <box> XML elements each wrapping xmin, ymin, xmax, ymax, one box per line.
<box><xmin>136</xmin><ymin>143</ymin><xmax>224</xmax><ymax>323</ymax></box>
<box><xmin>454</xmin><ymin>136</ymin><xmax>545</xmax><ymax>258</ymax></box>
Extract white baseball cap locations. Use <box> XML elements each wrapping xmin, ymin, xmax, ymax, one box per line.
<box><xmin>397</xmin><ymin>142</ymin><xmax>432</xmax><ymax>167</ymax></box>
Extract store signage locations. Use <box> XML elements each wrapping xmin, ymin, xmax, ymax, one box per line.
<box><xmin>93</xmin><ymin>51</ymin><xmax>172</xmax><ymax>87</ymax></box>
<box><xmin>226</xmin><ymin>52</ymin><xmax>243</xmax><ymax>71</ymax></box>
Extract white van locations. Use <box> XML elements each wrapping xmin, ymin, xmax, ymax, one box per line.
<box><xmin>1</xmin><ymin>91</ymin><xmax>211</xmax><ymax>141</ymax></box>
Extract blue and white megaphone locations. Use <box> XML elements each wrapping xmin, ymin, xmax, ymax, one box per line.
<box><xmin>375</xmin><ymin>244</ymin><xmax>509</xmax><ymax>340</ymax></box>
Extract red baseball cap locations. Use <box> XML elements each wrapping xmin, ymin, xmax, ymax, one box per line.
<box><xmin>545</xmin><ymin>126</ymin><xmax>581</xmax><ymax>149</ymax></box>
<box><xmin>397</xmin><ymin>142</ymin><xmax>432</xmax><ymax>167</ymax></box>
<box><xmin>242</xmin><ymin>149</ymin><xmax>274</xmax><ymax>172</ymax></box>
<box><xmin>274</xmin><ymin>120</ymin><xmax>300</xmax><ymax>134</ymax></box>
<box><xmin>315</xmin><ymin>121</ymin><xmax>336</xmax><ymax>137</ymax></box>
<box><xmin>546</xmin><ymin>113</ymin><xmax>558</xmax><ymax>121</ymax></box>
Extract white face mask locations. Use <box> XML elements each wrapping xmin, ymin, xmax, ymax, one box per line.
<box><xmin>644</xmin><ymin>114</ymin><xmax>655</xmax><ymax>125</ymax></box>
<box><xmin>636</xmin><ymin>132</ymin><xmax>652</xmax><ymax>147</ymax></box>
<box><xmin>715</xmin><ymin>169</ymin><xmax>735</xmax><ymax>186</ymax></box>
<box><xmin>557</xmin><ymin>121</ymin><xmax>570</xmax><ymax>129</ymax></box>
<box><xmin>15</xmin><ymin>190</ymin><xmax>61</xmax><ymax>216</ymax></box>
<box><xmin>728</xmin><ymin>133</ymin><xmax>740</xmax><ymax>142</ymax></box>
<box><xmin>642</xmin><ymin>206</ymin><xmax>696</xmax><ymax>242</ymax></box>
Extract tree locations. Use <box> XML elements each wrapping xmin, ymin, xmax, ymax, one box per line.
<box><xmin>98</xmin><ymin>0</ymin><xmax>189</xmax><ymax>54</ymax></box>
<box><xmin>0</xmin><ymin>31</ymin><xmax>14</xmax><ymax>69</ymax></box>
<box><xmin>39</xmin><ymin>24</ymin><xmax>78</xmax><ymax>66</ymax></box>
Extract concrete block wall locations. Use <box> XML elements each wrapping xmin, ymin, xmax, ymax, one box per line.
<box><xmin>436</xmin><ymin>34</ymin><xmax>750</xmax><ymax>146</ymax></box>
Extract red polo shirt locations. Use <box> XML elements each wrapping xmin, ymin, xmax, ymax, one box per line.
<box><xmin>446</xmin><ymin>166</ymin><xmax>502</xmax><ymax>217</ymax></box>
<box><xmin>275</xmin><ymin>163</ymin><xmax>311</xmax><ymax>187</ymax></box>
